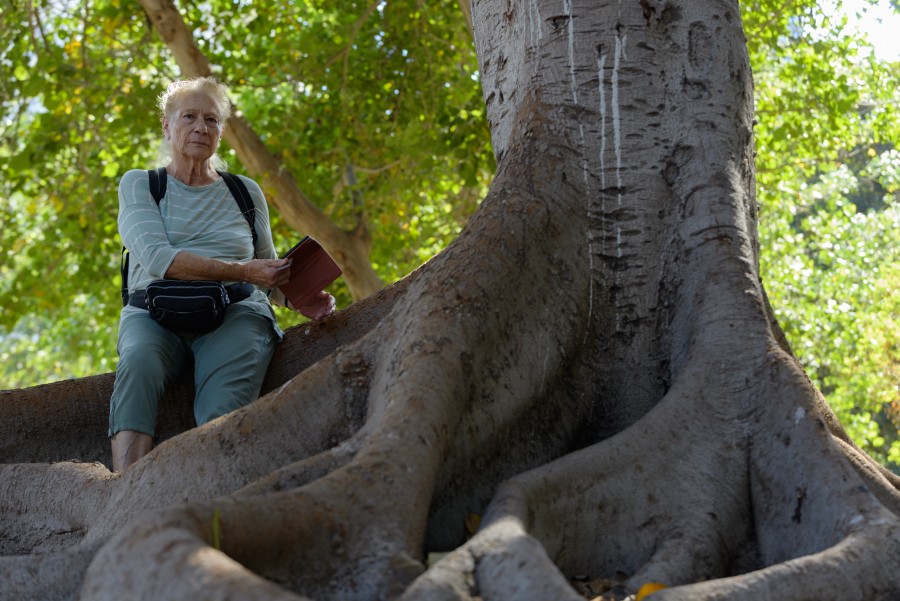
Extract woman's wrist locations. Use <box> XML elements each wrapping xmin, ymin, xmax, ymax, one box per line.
<box><xmin>236</xmin><ymin>260</ymin><xmax>252</xmax><ymax>283</ymax></box>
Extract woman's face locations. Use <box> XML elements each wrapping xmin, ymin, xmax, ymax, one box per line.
<box><xmin>163</xmin><ymin>91</ymin><xmax>224</xmax><ymax>163</ymax></box>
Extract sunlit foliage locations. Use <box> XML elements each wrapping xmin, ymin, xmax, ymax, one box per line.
<box><xmin>748</xmin><ymin>0</ymin><xmax>900</xmax><ymax>469</ymax></box>
<box><xmin>1</xmin><ymin>0</ymin><xmax>491</xmax><ymax>388</ymax></box>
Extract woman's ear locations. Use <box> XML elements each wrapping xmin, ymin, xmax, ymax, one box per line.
<box><xmin>162</xmin><ymin>117</ymin><xmax>171</xmax><ymax>142</ymax></box>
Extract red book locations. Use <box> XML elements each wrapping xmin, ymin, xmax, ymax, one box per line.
<box><xmin>278</xmin><ymin>237</ymin><xmax>342</xmax><ymax>308</ymax></box>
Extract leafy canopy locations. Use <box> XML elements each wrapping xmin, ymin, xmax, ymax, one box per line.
<box><xmin>747</xmin><ymin>0</ymin><xmax>900</xmax><ymax>469</ymax></box>
<box><xmin>0</xmin><ymin>0</ymin><xmax>491</xmax><ymax>387</ymax></box>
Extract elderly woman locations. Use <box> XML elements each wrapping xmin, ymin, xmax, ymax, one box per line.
<box><xmin>110</xmin><ymin>77</ymin><xmax>334</xmax><ymax>472</ymax></box>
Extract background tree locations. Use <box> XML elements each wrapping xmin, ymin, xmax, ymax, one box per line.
<box><xmin>2</xmin><ymin>1</ymin><xmax>900</xmax><ymax>601</ymax></box>
<box><xmin>0</xmin><ymin>0</ymin><xmax>492</xmax><ymax>386</ymax></box>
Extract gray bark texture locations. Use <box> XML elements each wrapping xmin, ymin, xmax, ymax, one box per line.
<box><xmin>2</xmin><ymin>0</ymin><xmax>900</xmax><ymax>599</ymax></box>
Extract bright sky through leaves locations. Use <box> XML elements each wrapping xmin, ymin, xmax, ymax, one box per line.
<box><xmin>833</xmin><ymin>0</ymin><xmax>900</xmax><ymax>59</ymax></box>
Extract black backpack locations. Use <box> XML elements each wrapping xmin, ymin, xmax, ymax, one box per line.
<box><xmin>120</xmin><ymin>167</ymin><xmax>257</xmax><ymax>306</ymax></box>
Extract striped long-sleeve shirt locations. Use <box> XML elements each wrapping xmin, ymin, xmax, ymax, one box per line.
<box><xmin>117</xmin><ymin>168</ymin><xmax>283</xmax><ymax>336</ymax></box>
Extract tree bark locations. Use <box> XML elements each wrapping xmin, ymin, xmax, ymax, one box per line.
<box><xmin>3</xmin><ymin>1</ymin><xmax>900</xmax><ymax>600</ymax></box>
<box><xmin>136</xmin><ymin>0</ymin><xmax>384</xmax><ymax>299</ymax></box>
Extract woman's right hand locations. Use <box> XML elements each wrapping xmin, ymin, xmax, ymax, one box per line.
<box><xmin>243</xmin><ymin>258</ymin><xmax>293</xmax><ymax>289</ymax></box>
<box><xmin>289</xmin><ymin>290</ymin><xmax>336</xmax><ymax>321</ymax></box>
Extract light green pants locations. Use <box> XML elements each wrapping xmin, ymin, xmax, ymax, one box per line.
<box><xmin>108</xmin><ymin>302</ymin><xmax>277</xmax><ymax>437</ymax></box>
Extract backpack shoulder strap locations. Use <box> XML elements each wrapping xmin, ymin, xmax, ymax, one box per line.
<box><xmin>120</xmin><ymin>247</ymin><xmax>130</xmax><ymax>306</ymax></box>
<box><xmin>217</xmin><ymin>171</ymin><xmax>258</xmax><ymax>246</ymax></box>
<box><xmin>148</xmin><ymin>167</ymin><xmax>167</xmax><ymax>204</ymax></box>
<box><xmin>121</xmin><ymin>168</ymin><xmax>168</xmax><ymax>305</ymax></box>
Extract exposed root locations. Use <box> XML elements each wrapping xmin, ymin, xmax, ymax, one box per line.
<box><xmin>232</xmin><ymin>432</ymin><xmax>362</xmax><ymax>498</ymax></box>
<box><xmin>0</xmin><ymin>462</ymin><xmax>111</xmax><ymax>554</ymax></box>
<box><xmin>83</xmin><ymin>350</ymin><xmax>368</xmax><ymax>539</ymax></box>
<box><xmin>79</xmin><ymin>505</ymin><xmax>309</xmax><ymax>601</ymax></box>
<box><xmin>400</xmin><ymin>546</ymin><xmax>478</xmax><ymax>601</ymax></box>
<box><xmin>408</xmin><ymin>356</ymin><xmax>754</xmax><ymax>600</ymax></box>
<box><xmin>0</xmin><ymin>348</ymin><xmax>370</xmax><ymax>601</ymax></box>
<box><xmin>835</xmin><ymin>436</ymin><xmax>900</xmax><ymax>516</ymax></box>
<box><xmin>0</xmin><ymin>542</ymin><xmax>103</xmax><ymax>601</ymax></box>
<box><xmin>474</xmin><ymin>517</ymin><xmax>585</xmax><ymax>601</ymax></box>
<box><xmin>406</xmin><ymin>350</ymin><xmax>900</xmax><ymax>601</ymax></box>
<box><xmin>648</xmin><ymin>523</ymin><xmax>900</xmax><ymax>600</ymax></box>
<box><xmin>81</xmin><ymin>463</ymin><xmax>428</xmax><ymax>601</ymax></box>
<box><xmin>74</xmin><ymin>275</ymin><xmax>559</xmax><ymax>601</ymax></box>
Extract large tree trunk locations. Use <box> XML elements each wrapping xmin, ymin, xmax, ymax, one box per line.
<box><xmin>3</xmin><ymin>1</ymin><xmax>900</xmax><ymax>600</ymax></box>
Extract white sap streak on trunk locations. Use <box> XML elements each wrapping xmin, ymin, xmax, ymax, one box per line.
<box><xmin>579</xmin><ymin>122</ymin><xmax>589</xmax><ymax>189</ymax></box>
<box><xmin>612</xmin><ymin>33</ymin><xmax>626</xmax><ymax>274</ymax></box>
<box><xmin>529</xmin><ymin>0</ymin><xmax>542</xmax><ymax>42</ymax></box>
<box><xmin>597</xmin><ymin>54</ymin><xmax>608</xmax><ymax>193</ymax></box>
<box><xmin>580</xmin><ymin>120</ymin><xmax>594</xmax><ymax>335</ymax></box>
<box><xmin>564</xmin><ymin>0</ymin><xmax>578</xmax><ymax>104</ymax></box>
<box><xmin>607</xmin><ymin>32</ymin><xmax>626</xmax><ymax>331</ymax></box>
<box><xmin>612</xmin><ymin>33</ymin><xmax>626</xmax><ymax>205</ymax></box>
<box><xmin>590</xmin><ymin>53</ymin><xmax>606</xmax><ymax>341</ymax></box>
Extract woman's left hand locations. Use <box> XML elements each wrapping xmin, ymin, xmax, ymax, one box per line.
<box><xmin>291</xmin><ymin>290</ymin><xmax>336</xmax><ymax>321</ymax></box>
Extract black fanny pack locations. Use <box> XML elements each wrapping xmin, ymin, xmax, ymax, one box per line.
<box><xmin>128</xmin><ymin>280</ymin><xmax>254</xmax><ymax>334</ymax></box>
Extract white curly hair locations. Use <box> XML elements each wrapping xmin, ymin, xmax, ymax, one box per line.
<box><xmin>156</xmin><ymin>76</ymin><xmax>232</xmax><ymax>170</ymax></box>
